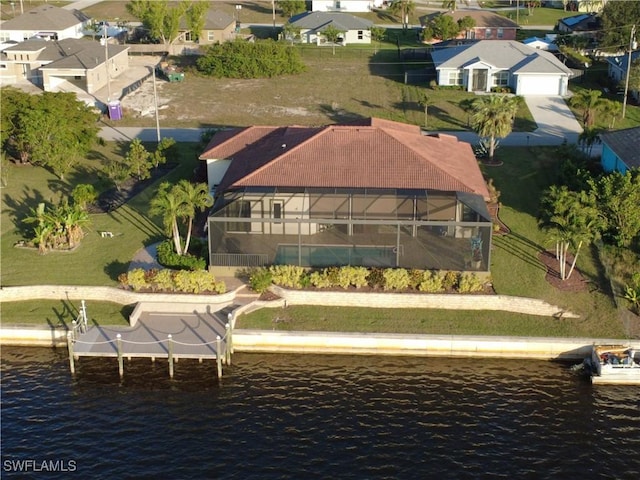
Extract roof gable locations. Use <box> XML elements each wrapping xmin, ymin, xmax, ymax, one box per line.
<box><xmin>179</xmin><ymin>9</ymin><xmax>235</xmax><ymax>31</ymax></box>
<box><xmin>201</xmin><ymin>119</ymin><xmax>489</xmax><ymax>199</ymax></box>
<box><xmin>289</xmin><ymin>11</ymin><xmax>373</xmax><ymax>30</ymax></box>
<box><xmin>431</xmin><ymin>40</ymin><xmax>571</xmax><ymax>75</ymax></box>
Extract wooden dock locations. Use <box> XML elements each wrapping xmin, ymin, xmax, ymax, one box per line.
<box><xmin>68</xmin><ymin>305</ymin><xmax>236</xmax><ymax>379</ymax></box>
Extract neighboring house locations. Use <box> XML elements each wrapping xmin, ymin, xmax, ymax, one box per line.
<box><xmin>556</xmin><ymin>13</ymin><xmax>599</xmax><ymax>35</ymax></box>
<box><xmin>599</xmin><ymin>127</ymin><xmax>640</xmax><ymax>174</ymax></box>
<box><xmin>0</xmin><ymin>4</ymin><xmax>90</xmax><ymax>43</ymax></box>
<box><xmin>178</xmin><ymin>9</ymin><xmax>235</xmax><ymax>45</ymax></box>
<box><xmin>199</xmin><ymin>118</ymin><xmax>492</xmax><ymax>273</ymax></box>
<box><xmin>312</xmin><ymin>0</ymin><xmax>384</xmax><ymax>12</ymax></box>
<box><xmin>431</xmin><ymin>40</ymin><xmax>572</xmax><ymax>95</ymax></box>
<box><xmin>423</xmin><ymin>11</ymin><xmax>518</xmax><ymax>42</ymax></box>
<box><xmin>0</xmin><ymin>38</ymin><xmax>129</xmax><ymax>95</ymax></box>
<box><xmin>288</xmin><ymin>12</ymin><xmax>374</xmax><ymax>45</ymax></box>
<box><xmin>607</xmin><ymin>50</ymin><xmax>640</xmax><ymax>101</ymax></box>
<box><xmin>566</xmin><ymin>0</ymin><xmax>608</xmax><ymax>13</ymax></box>
<box><xmin>523</xmin><ymin>36</ymin><xmax>559</xmax><ymax>52</ymax></box>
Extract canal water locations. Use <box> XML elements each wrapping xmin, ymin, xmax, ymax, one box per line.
<box><xmin>1</xmin><ymin>347</ymin><xmax>639</xmax><ymax>479</ymax></box>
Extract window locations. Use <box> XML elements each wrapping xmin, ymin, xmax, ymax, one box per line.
<box><xmin>227</xmin><ymin>200</ymin><xmax>252</xmax><ymax>232</ymax></box>
<box><xmin>357</xmin><ymin>30</ymin><xmax>363</xmax><ymax>40</ymax></box>
<box><xmin>208</xmin><ymin>31</ymin><xmax>215</xmax><ymax>42</ymax></box>
<box><xmin>497</xmin><ymin>28</ymin><xmax>504</xmax><ymax>39</ymax></box>
<box><xmin>271</xmin><ymin>200</ymin><xmax>283</xmax><ymax>224</ymax></box>
<box><xmin>485</xmin><ymin>28</ymin><xmax>492</xmax><ymax>39</ymax></box>
<box><xmin>448</xmin><ymin>70</ymin><xmax>463</xmax><ymax>86</ymax></box>
<box><xmin>184</xmin><ymin>31</ymin><xmax>192</xmax><ymax>42</ymax></box>
<box><xmin>0</xmin><ymin>32</ymin><xmax>9</xmax><ymax>42</ymax></box>
<box><xmin>335</xmin><ymin>1</ymin><xmax>341</xmax><ymax>8</ymax></box>
<box><xmin>494</xmin><ymin>71</ymin><xmax>509</xmax><ymax>87</ymax></box>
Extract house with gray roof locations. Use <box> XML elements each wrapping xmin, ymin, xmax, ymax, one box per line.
<box><xmin>430</xmin><ymin>40</ymin><xmax>573</xmax><ymax>96</ymax></box>
<box><xmin>599</xmin><ymin>127</ymin><xmax>640</xmax><ymax>174</ymax></box>
<box><xmin>178</xmin><ymin>9</ymin><xmax>235</xmax><ymax>46</ymax></box>
<box><xmin>288</xmin><ymin>12</ymin><xmax>373</xmax><ymax>45</ymax></box>
<box><xmin>0</xmin><ymin>4</ymin><xmax>90</xmax><ymax>43</ymax></box>
<box><xmin>0</xmin><ymin>38</ymin><xmax>129</xmax><ymax>95</ymax></box>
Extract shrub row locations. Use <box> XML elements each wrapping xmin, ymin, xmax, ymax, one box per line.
<box><xmin>118</xmin><ymin>268</ymin><xmax>226</xmax><ymax>294</ymax></box>
<box><xmin>249</xmin><ymin>266</ymin><xmax>487</xmax><ymax>294</ymax></box>
<box><xmin>157</xmin><ymin>240</ymin><xmax>207</xmax><ymax>271</ymax></box>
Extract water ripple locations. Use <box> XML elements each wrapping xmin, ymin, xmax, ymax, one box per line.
<box><xmin>1</xmin><ymin>348</ymin><xmax>639</xmax><ymax>479</ymax></box>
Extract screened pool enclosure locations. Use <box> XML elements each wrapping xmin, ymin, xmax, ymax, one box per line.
<box><xmin>207</xmin><ymin>187</ymin><xmax>492</xmax><ymax>272</ymax></box>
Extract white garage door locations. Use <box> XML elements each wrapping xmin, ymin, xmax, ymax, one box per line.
<box><xmin>517</xmin><ymin>75</ymin><xmax>561</xmax><ymax>95</ymax></box>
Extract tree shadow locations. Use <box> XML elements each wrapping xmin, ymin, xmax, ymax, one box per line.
<box><xmin>317</xmin><ymin>104</ymin><xmax>366</xmax><ymax>124</ymax></box>
<box><xmin>105</xmin><ymin>260</ymin><xmax>131</xmax><ymax>282</ymax></box>
<box><xmin>2</xmin><ymin>185</ymin><xmax>49</xmax><ymax>238</ymax></box>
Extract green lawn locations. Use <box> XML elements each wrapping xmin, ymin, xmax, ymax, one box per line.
<box><xmin>1</xmin><ymin>300</ymin><xmax>132</xmax><ymax>327</ymax></box>
<box><xmin>1</xmin><ymin>142</ymin><xmax>201</xmax><ymax>287</ymax></box>
<box><xmin>495</xmin><ymin>6</ymin><xmax>573</xmax><ymax>26</ymax></box>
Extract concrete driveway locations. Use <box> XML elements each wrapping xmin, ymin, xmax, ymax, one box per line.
<box><xmin>524</xmin><ymin>95</ymin><xmax>582</xmax><ymax>144</ymax></box>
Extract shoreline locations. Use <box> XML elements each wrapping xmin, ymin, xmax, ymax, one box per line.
<box><xmin>1</xmin><ymin>324</ymin><xmax>635</xmax><ymax>361</ymax></box>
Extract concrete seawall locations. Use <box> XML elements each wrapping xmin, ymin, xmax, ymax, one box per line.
<box><xmin>3</xmin><ymin>325</ymin><xmax>636</xmax><ymax>362</ymax></box>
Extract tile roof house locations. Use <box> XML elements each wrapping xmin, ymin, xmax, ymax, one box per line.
<box><xmin>423</xmin><ymin>11</ymin><xmax>518</xmax><ymax>42</ymax></box>
<box><xmin>0</xmin><ymin>5</ymin><xmax>90</xmax><ymax>42</ymax></box>
<box><xmin>431</xmin><ymin>40</ymin><xmax>572</xmax><ymax>95</ymax></box>
<box><xmin>0</xmin><ymin>38</ymin><xmax>129</xmax><ymax>95</ymax></box>
<box><xmin>200</xmin><ymin>118</ymin><xmax>493</xmax><ymax>273</ymax></box>
<box><xmin>599</xmin><ymin>127</ymin><xmax>640</xmax><ymax>174</ymax></box>
<box><xmin>178</xmin><ymin>9</ymin><xmax>235</xmax><ymax>46</ymax></box>
<box><xmin>288</xmin><ymin>11</ymin><xmax>374</xmax><ymax>45</ymax></box>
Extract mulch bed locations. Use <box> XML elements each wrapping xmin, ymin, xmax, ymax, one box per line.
<box><xmin>88</xmin><ymin>163</ymin><xmax>177</xmax><ymax>214</ymax></box>
<box><xmin>538</xmin><ymin>250</ymin><xmax>589</xmax><ymax>293</ymax></box>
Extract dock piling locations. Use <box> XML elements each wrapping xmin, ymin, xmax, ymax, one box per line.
<box><xmin>67</xmin><ymin>332</ymin><xmax>75</xmax><ymax>375</ymax></box>
<box><xmin>216</xmin><ymin>336</ymin><xmax>222</xmax><ymax>379</ymax></box>
<box><xmin>168</xmin><ymin>334</ymin><xmax>174</xmax><ymax>378</ymax></box>
<box><xmin>225</xmin><ymin>323</ymin><xmax>232</xmax><ymax>366</ymax></box>
<box><xmin>116</xmin><ymin>334</ymin><xmax>123</xmax><ymax>378</ymax></box>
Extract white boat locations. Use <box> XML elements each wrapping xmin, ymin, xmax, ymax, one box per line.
<box><xmin>584</xmin><ymin>345</ymin><xmax>640</xmax><ymax>385</ymax></box>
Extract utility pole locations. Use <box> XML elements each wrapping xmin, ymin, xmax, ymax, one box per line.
<box><xmin>622</xmin><ymin>24</ymin><xmax>637</xmax><ymax>119</ymax></box>
<box><xmin>516</xmin><ymin>0</ymin><xmax>519</xmax><ymax>27</ymax></box>
<box><xmin>152</xmin><ymin>66</ymin><xmax>161</xmax><ymax>142</ymax></box>
<box><xmin>104</xmin><ymin>23</ymin><xmax>111</xmax><ymax>103</ymax></box>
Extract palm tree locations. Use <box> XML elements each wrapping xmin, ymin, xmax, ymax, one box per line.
<box><xmin>540</xmin><ymin>186</ymin><xmax>602</xmax><ymax>280</ymax></box>
<box><xmin>470</xmin><ymin>95</ymin><xmax>518</xmax><ymax>163</ymax></box>
<box><xmin>370</xmin><ymin>26</ymin><xmax>386</xmax><ymax>54</ymax></box>
<box><xmin>389</xmin><ymin>0</ymin><xmax>416</xmax><ymax>30</ymax></box>
<box><xmin>599</xmin><ymin>99</ymin><xmax>621</xmax><ymax>129</ymax></box>
<box><xmin>569</xmin><ymin>89</ymin><xmax>605</xmax><ymax>128</ymax></box>
<box><xmin>442</xmin><ymin>0</ymin><xmax>469</xmax><ymax>12</ymax></box>
<box><xmin>150</xmin><ymin>182</ymin><xmax>188</xmax><ymax>255</ymax></box>
<box><xmin>418</xmin><ymin>92</ymin><xmax>431</xmax><ymax>128</ymax></box>
<box><xmin>578</xmin><ymin>127</ymin><xmax>601</xmax><ymax>156</ymax></box>
<box><xmin>174</xmin><ymin>180</ymin><xmax>213</xmax><ymax>255</ymax></box>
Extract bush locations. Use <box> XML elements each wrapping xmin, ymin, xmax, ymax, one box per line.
<box><xmin>458</xmin><ymin>273</ymin><xmax>485</xmax><ymax>293</ymax></box>
<box><xmin>382</xmin><ymin>268</ymin><xmax>411</xmax><ymax>291</ymax></box>
<box><xmin>157</xmin><ymin>240</ymin><xmax>207</xmax><ymax>271</ymax></box>
<box><xmin>418</xmin><ymin>271</ymin><xmax>445</xmax><ymax>293</ymax></box>
<box><xmin>367</xmin><ymin>268</ymin><xmax>385</xmax><ymax>289</ymax></box>
<box><xmin>269</xmin><ymin>265</ymin><xmax>306</xmax><ymax>288</ymax></box>
<box><xmin>442</xmin><ymin>271</ymin><xmax>460</xmax><ymax>291</ymax></box>
<box><xmin>249</xmin><ymin>267</ymin><xmax>273</xmax><ymax>293</ymax></box>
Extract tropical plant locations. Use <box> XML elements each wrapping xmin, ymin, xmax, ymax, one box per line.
<box><xmin>577</xmin><ymin>127</ymin><xmax>601</xmax><ymax>156</ymax></box>
<box><xmin>23</xmin><ymin>201</ymin><xmax>90</xmax><ymax>253</ymax></box>
<box><xmin>470</xmin><ymin>95</ymin><xmax>519</xmax><ymax>162</ymax></box>
<box><xmin>389</xmin><ymin>0</ymin><xmax>416</xmax><ymax>30</ymax></box>
<box><xmin>539</xmin><ymin>186</ymin><xmax>603</xmax><ymax>280</ymax></box>
<box><xmin>569</xmin><ymin>89</ymin><xmax>605</xmax><ymax>128</ymax></box>
<box><xmin>126</xmin><ymin>139</ymin><xmax>152</xmax><ymax>180</ymax></box>
<box><xmin>150</xmin><ymin>182</ymin><xmax>189</xmax><ymax>255</ymax></box>
<box><xmin>441</xmin><ymin>0</ymin><xmax>469</xmax><ymax>12</ymax></box>
<box><xmin>71</xmin><ymin>184</ymin><xmax>98</xmax><ymax>211</ymax></box>
<box><xmin>599</xmin><ymin>99</ymin><xmax>621</xmax><ymax>130</ymax></box>
<box><xmin>174</xmin><ymin>180</ymin><xmax>213</xmax><ymax>255</ymax></box>
<box><xmin>418</xmin><ymin>92</ymin><xmax>431</xmax><ymax>128</ymax></box>
<box><xmin>126</xmin><ymin>0</ymin><xmax>189</xmax><ymax>49</ymax></box>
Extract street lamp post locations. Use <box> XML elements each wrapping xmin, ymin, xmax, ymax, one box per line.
<box><xmin>622</xmin><ymin>24</ymin><xmax>637</xmax><ymax>119</ymax></box>
<box><xmin>235</xmin><ymin>4</ymin><xmax>242</xmax><ymax>27</ymax></box>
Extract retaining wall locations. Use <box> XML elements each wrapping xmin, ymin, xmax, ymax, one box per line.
<box><xmin>0</xmin><ymin>325</ymin><xmax>68</xmax><ymax>347</ymax></box>
<box><xmin>269</xmin><ymin>286</ymin><xmax>579</xmax><ymax>318</ymax></box>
